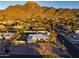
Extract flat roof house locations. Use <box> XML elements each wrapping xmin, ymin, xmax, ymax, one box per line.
<box><xmin>23</xmin><ymin>31</ymin><xmax>50</xmax><ymax>43</ymax></box>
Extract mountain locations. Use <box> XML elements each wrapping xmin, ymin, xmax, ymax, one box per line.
<box><xmin>0</xmin><ymin>1</ymin><xmax>79</xmax><ymax>22</ymax></box>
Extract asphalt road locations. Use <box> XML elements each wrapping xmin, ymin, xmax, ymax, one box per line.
<box><xmin>0</xmin><ymin>43</ymin><xmax>40</xmax><ymax>55</ymax></box>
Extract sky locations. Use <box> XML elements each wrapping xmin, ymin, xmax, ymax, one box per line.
<box><xmin>0</xmin><ymin>1</ymin><xmax>79</xmax><ymax>10</ymax></box>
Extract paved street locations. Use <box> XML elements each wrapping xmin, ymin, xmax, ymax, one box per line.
<box><xmin>0</xmin><ymin>43</ymin><xmax>40</xmax><ymax>55</ymax></box>
<box><xmin>9</xmin><ymin>43</ymin><xmax>40</xmax><ymax>55</ymax></box>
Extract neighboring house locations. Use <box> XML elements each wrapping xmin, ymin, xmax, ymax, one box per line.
<box><xmin>29</xmin><ymin>25</ymin><xmax>48</xmax><ymax>31</ymax></box>
<box><xmin>76</xmin><ymin>28</ymin><xmax>79</xmax><ymax>33</ymax></box>
<box><xmin>14</xmin><ymin>25</ymin><xmax>24</xmax><ymax>29</ymax></box>
<box><xmin>0</xmin><ymin>33</ymin><xmax>15</xmax><ymax>40</ymax></box>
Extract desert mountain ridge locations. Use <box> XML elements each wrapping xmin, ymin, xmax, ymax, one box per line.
<box><xmin>0</xmin><ymin>1</ymin><xmax>79</xmax><ymax>21</ymax></box>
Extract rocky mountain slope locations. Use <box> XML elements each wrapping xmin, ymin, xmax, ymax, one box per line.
<box><xmin>0</xmin><ymin>1</ymin><xmax>79</xmax><ymax>22</ymax></box>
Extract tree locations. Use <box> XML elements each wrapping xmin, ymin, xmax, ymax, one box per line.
<box><xmin>48</xmin><ymin>18</ymin><xmax>55</xmax><ymax>31</ymax></box>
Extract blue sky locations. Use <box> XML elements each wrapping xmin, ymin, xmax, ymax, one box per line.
<box><xmin>0</xmin><ymin>1</ymin><xmax>79</xmax><ymax>10</ymax></box>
